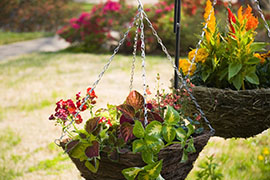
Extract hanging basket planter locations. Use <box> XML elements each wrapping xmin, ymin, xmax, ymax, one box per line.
<box><xmin>60</xmin><ymin>131</ymin><xmax>211</xmax><ymax>180</ymax></box>
<box><xmin>189</xmin><ymin>86</ymin><xmax>270</xmax><ymax>138</ymax></box>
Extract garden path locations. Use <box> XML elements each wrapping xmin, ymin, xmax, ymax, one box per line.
<box><xmin>0</xmin><ymin>35</ymin><xmax>70</xmax><ymax>60</ymax></box>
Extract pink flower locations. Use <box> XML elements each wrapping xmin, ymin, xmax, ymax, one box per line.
<box><xmin>156</xmin><ymin>9</ymin><xmax>163</xmax><ymax>14</ymax></box>
<box><xmin>71</xmin><ymin>23</ymin><xmax>80</xmax><ymax>29</ymax></box>
<box><xmin>77</xmin><ymin>12</ymin><xmax>90</xmax><ymax>23</ymax></box>
<box><xmin>69</xmin><ymin>18</ymin><xmax>77</xmax><ymax>24</ymax></box>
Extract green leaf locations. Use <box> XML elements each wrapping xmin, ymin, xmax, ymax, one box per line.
<box><xmin>164</xmin><ymin>106</ymin><xmax>180</xmax><ymax>125</ymax></box>
<box><xmin>144</xmin><ymin>135</ymin><xmax>164</xmax><ymax>154</ymax></box>
<box><xmin>219</xmin><ymin>68</ymin><xmax>228</xmax><ymax>81</ymax></box>
<box><xmin>228</xmin><ymin>62</ymin><xmax>242</xmax><ymax>80</ymax></box>
<box><xmin>69</xmin><ymin>142</ymin><xmax>89</xmax><ymax>161</ymax></box>
<box><xmin>122</xmin><ymin>167</ymin><xmax>142</xmax><ymax>180</ymax></box>
<box><xmin>138</xmin><ymin>171</ymin><xmax>151</xmax><ymax>180</ymax></box>
<box><xmin>232</xmin><ymin>73</ymin><xmax>243</xmax><ymax>90</ymax></box>
<box><xmin>250</xmin><ymin>42</ymin><xmax>267</xmax><ymax>52</ymax></box>
<box><xmin>187</xmin><ymin>124</ymin><xmax>195</xmax><ymax>137</ymax></box>
<box><xmin>186</xmin><ymin>138</ymin><xmax>196</xmax><ymax>153</ymax></box>
<box><xmin>181</xmin><ymin>150</ymin><xmax>188</xmax><ymax>163</ymax></box>
<box><xmin>133</xmin><ymin>120</ymin><xmax>145</xmax><ymax>138</ymax></box>
<box><xmin>143</xmin><ymin>160</ymin><xmax>163</xmax><ymax>179</ymax></box>
<box><xmin>175</xmin><ymin>127</ymin><xmax>187</xmax><ymax>141</ymax></box>
<box><xmin>162</xmin><ymin>125</ymin><xmax>176</xmax><ymax>143</ymax></box>
<box><xmin>245</xmin><ymin>57</ymin><xmax>261</xmax><ymax>65</ymax></box>
<box><xmin>85</xmin><ymin>159</ymin><xmax>99</xmax><ymax>173</ymax></box>
<box><xmin>145</xmin><ymin>121</ymin><xmax>162</xmax><ymax>138</ymax></box>
<box><xmin>202</xmin><ymin>71</ymin><xmax>210</xmax><ymax>82</ymax></box>
<box><xmin>141</xmin><ymin>150</ymin><xmax>154</xmax><ymax>164</ymax></box>
<box><xmin>132</xmin><ymin>139</ymin><xmax>145</xmax><ymax>153</ymax></box>
<box><xmin>245</xmin><ymin>72</ymin><xmax>259</xmax><ymax>85</ymax></box>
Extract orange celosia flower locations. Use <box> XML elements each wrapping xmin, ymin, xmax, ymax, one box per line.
<box><xmin>204</xmin><ymin>0</ymin><xmax>216</xmax><ymax>42</ymax></box>
<box><xmin>254</xmin><ymin>53</ymin><xmax>265</xmax><ymax>64</ymax></box>
<box><xmin>243</xmin><ymin>5</ymin><xmax>259</xmax><ymax>31</ymax></box>
<box><xmin>179</xmin><ymin>59</ymin><xmax>196</xmax><ymax>76</ymax></box>
<box><xmin>237</xmin><ymin>6</ymin><xmax>244</xmax><ymax>25</ymax></box>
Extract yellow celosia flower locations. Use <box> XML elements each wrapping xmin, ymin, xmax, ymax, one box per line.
<box><xmin>258</xmin><ymin>155</ymin><xmax>264</xmax><ymax>161</ymax></box>
<box><xmin>204</xmin><ymin>0</ymin><xmax>216</xmax><ymax>42</ymax></box>
<box><xmin>263</xmin><ymin>148</ymin><xmax>270</xmax><ymax>155</ymax></box>
<box><xmin>188</xmin><ymin>48</ymin><xmax>209</xmax><ymax>63</ymax></box>
<box><xmin>179</xmin><ymin>59</ymin><xmax>196</xmax><ymax>76</ymax></box>
<box><xmin>254</xmin><ymin>53</ymin><xmax>266</xmax><ymax>64</ymax></box>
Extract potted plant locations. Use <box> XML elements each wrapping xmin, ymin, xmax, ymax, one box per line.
<box><xmin>179</xmin><ymin>0</ymin><xmax>270</xmax><ymax>138</ymax></box>
<box><xmin>49</xmin><ymin>83</ymin><xmax>211</xmax><ymax>180</ymax></box>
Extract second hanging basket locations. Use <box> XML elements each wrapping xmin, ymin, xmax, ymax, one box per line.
<box><xmin>189</xmin><ymin>86</ymin><xmax>270</xmax><ymax>138</ymax></box>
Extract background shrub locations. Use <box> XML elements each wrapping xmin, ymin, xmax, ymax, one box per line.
<box><xmin>0</xmin><ymin>0</ymin><xmax>80</xmax><ymax>32</ymax></box>
<box><xmin>58</xmin><ymin>0</ymin><xmax>270</xmax><ymax>55</ymax></box>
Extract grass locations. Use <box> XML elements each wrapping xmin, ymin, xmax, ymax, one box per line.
<box><xmin>0</xmin><ymin>30</ymin><xmax>53</xmax><ymax>45</ymax></box>
<box><xmin>0</xmin><ymin>128</ymin><xmax>23</xmax><ymax>180</ymax></box>
<box><xmin>0</xmin><ymin>52</ymin><xmax>269</xmax><ymax>179</ymax></box>
<box><xmin>68</xmin><ymin>2</ymin><xmax>94</xmax><ymax>13</ymax></box>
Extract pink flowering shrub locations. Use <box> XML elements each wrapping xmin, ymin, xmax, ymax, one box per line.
<box><xmin>58</xmin><ymin>0</ymin><xmax>135</xmax><ymax>52</ymax></box>
<box><xmin>58</xmin><ymin>0</ymin><xmax>260</xmax><ymax>55</ymax></box>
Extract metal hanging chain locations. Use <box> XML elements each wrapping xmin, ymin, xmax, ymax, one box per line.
<box><xmin>142</xmin><ymin>11</ymin><xmax>215</xmax><ymax>134</ymax></box>
<box><xmin>138</xmin><ymin>6</ymin><xmax>149</xmax><ymax>126</ymax></box>
<box><xmin>186</xmin><ymin>0</ymin><xmax>217</xmax><ymax>78</ymax></box>
<box><xmin>55</xmin><ymin>12</ymin><xmax>141</xmax><ymax>146</ymax></box>
<box><xmin>130</xmin><ymin>19</ymin><xmax>140</xmax><ymax>91</ymax></box>
<box><xmin>253</xmin><ymin>0</ymin><xmax>270</xmax><ymax>38</ymax></box>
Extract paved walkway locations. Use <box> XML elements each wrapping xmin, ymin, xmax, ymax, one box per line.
<box><xmin>0</xmin><ymin>35</ymin><xmax>70</xmax><ymax>60</ymax></box>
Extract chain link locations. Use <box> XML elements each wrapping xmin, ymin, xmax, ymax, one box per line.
<box><xmin>139</xmin><ymin>8</ymin><xmax>148</xmax><ymax>126</ymax></box>
<box><xmin>55</xmin><ymin>12</ymin><xmax>141</xmax><ymax>146</ymax></box>
<box><xmin>130</xmin><ymin>19</ymin><xmax>140</xmax><ymax>91</ymax></box>
<box><xmin>186</xmin><ymin>0</ymin><xmax>217</xmax><ymax>79</ymax></box>
<box><xmin>253</xmin><ymin>0</ymin><xmax>270</xmax><ymax>38</ymax></box>
<box><xmin>143</xmin><ymin>11</ymin><xmax>215</xmax><ymax>134</ymax></box>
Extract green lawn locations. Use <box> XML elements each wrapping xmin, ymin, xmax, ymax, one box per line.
<box><xmin>0</xmin><ymin>52</ymin><xmax>269</xmax><ymax>180</ymax></box>
<box><xmin>0</xmin><ymin>31</ymin><xmax>53</xmax><ymax>45</ymax></box>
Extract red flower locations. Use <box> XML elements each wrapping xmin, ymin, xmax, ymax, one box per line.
<box><xmin>227</xmin><ymin>8</ymin><xmax>236</xmax><ymax>34</ymax></box>
<box><xmin>75</xmin><ymin>114</ymin><xmax>83</xmax><ymax>124</ymax></box>
<box><xmin>87</xmin><ymin>88</ymin><xmax>97</xmax><ymax>98</ymax></box>
<box><xmin>76</xmin><ymin>100</ymin><xmax>87</xmax><ymax>111</ymax></box>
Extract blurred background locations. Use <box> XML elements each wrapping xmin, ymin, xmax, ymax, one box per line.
<box><xmin>0</xmin><ymin>0</ymin><xmax>270</xmax><ymax>180</ymax></box>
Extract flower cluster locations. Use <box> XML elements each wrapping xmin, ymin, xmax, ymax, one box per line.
<box><xmin>49</xmin><ymin>88</ymin><xmax>97</xmax><ymax>124</ymax></box>
<box><xmin>181</xmin><ymin>0</ymin><xmax>270</xmax><ymax>90</ymax></box>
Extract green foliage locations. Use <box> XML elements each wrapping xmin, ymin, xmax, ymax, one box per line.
<box><xmin>0</xmin><ymin>0</ymin><xmax>80</xmax><ymax>32</ymax></box>
<box><xmin>190</xmin><ymin>5</ymin><xmax>270</xmax><ymax>90</ymax></box>
<box><xmin>195</xmin><ymin>155</ymin><xmax>223</xmax><ymax>180</ymax></box>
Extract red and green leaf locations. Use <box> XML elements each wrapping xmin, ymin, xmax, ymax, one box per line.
<box><xmin>120</xmin><ymin>122</ymin><xmax>135</xmax><ymax>142</ymax></box>
<box><xmin>126</xmin><ymin>90</ymin><xmax>144</xmax><ymax>111</ymax></box>
<box><xmin>85</xmin><ymin>140</ymin><xmax>100</xmax><ymax>159</ymax></box>
<box><xmin>85</xmin><ymin>117</ymin><xmax>100</xmax><ymax>134</ymax></box>
<box><xmin>65</xmin><ymin>139</ymin><xmax>80</xmax><ymax>153</ymax></box>
<box><xmin>117</xmin><ymin>104</ymin><xmax>135</xmax><ymax>120</ymax></box>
